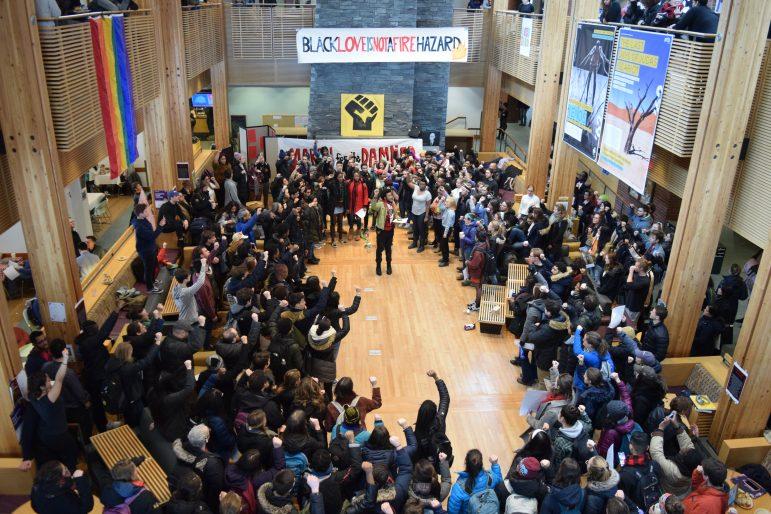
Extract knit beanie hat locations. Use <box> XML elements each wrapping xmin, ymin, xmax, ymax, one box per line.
<box><xmin>605</xmin><ymin>400</ymin><xmax>630</xmax><ymax>425</ymax></box>
<box><xmin>518</xmin><ymin>457</ymin><xmax>541</xmax><ymax>479</ymax></box>
<box><xmin>635</xmin><ymin>349</ymin><xmax>658</xmax><ymax>367</ymax></box>
<box><xmin>343</xmin><ymin>405</ymin><xmax>360</xmax><ymax>425</ymax></box>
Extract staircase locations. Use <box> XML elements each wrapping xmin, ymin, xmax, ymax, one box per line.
<box><xmin>477</xmin><ymin>129</ymin><xmax>528</xmax><ymax>172</ymax></box>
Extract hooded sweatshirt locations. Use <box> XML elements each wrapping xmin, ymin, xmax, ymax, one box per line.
<box><xmin>541</xmin><ymin>484</ymin><xmax>584</xmax><ymax>514</ymax></box>
<box><xmin>173</xmin><ymin>270</ymin><xmax>208</xmax><ymax>322</ymax></box>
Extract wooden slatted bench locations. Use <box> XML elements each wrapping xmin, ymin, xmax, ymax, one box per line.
<box><xmin>163</xmin><ymin>277</ymin><xmax>180</xmax><ymax>318</ymax></box>
<box><xmin>504</xmin><ymin>278</ymin><xmax>525</xmax><ymax>318</ymax></box>
<box><xmin>479</xmin><ymin>284</ymin><xmax>506</xmax><ymax>334</ymax></box>
<box><xmin>507</xmin><ymin>263</ymin><xmax>529</xmax><ymax>282</ymax></box>
<box><xmin>90</xmin><ymin>425</ymin><xmax>171</xmax><ymax>505</ymax></box>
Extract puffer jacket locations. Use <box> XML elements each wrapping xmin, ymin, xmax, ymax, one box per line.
<box><xmin>640</xmin><ymin>322</ymin><xmax>670</xmax><ymax>362</ymax></box>
<box><xmin>572</xmin><ymin>327</ymin><xmax>615</xmax><ymax>392</ymax></box>
<box><xmin>30</xmin><ymin>475</ymin><xmax>94</xmax><ymax>514</ymax></box>
<box><xmin>447</xmin><ymin>463</ymin><xmax>503</xmax><ymax>514</ymax></box>
<box><xmin>541</xmin><ymin>484</ymin><xmax>584</xmax><ymax>514</ymax></box>
<box><xmin>528</xmin><ymin>312</ymin><xmax>570</xmax><ymax>371</ymax></box>
<box><xmin>597</xmin><ymin>382</ymin><xmax>635</xmax><ymax>457</ymax></box>
<box><xmin>584</xmin><ymin>469</ymin><xmax>621</xmax><ymax>514</ymax></box>
<box><xmin>682</xmin><ymin>469</ymin><xmax>728</xmax><ymax>514</ymax></box>
<box><xmin>520</xmin><ymin>298</ymin><xmax>546</xmax><ymax>345</ymax></box>
<box><xmin>577</xmin><ymin>380</ymin><xmax>616</xmax><ymax>424</ymax></box>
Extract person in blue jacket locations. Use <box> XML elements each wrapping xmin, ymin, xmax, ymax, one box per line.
<box><xmin>235</xmin><ymin>208</ymin><xmax>261</xmax><ymax>243</ymax></box>
<box><xmin>572</xmin><ymin>326</ymin><xmax>614</xmax><ymax>392</ymax></box>
<box><xmin>132</xmin><ymin>203</ymin><xmax>166</xmax><ymax>293</ymax></box>
<box><xmin>627</xmin><ymin>204</ymin><xmax>653</xmax><ymax>233</ymax></box>
<box><xmin>447</xmin><ymin>449</ymin><xmax>502</xmax><ymax>514</ymax></box>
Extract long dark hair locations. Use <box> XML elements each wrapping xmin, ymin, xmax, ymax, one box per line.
<box><xmin>367</xmin><ymin>425</ymin><xmax>392</xmax><ymax>451</ymax></box>
<box><xmin>333</xmin><ymin>377</ymin><xmax>355</xmax><ymax>402</ymax></box>
<box><xmin>414</xmin><ymin>399</ymin><xmax>437</xmax><ymax>438</ymax></box>
<box><xmin>413</xmin><ymin>459</ymin><xmax>441</xmax><ymax>498</ymax></box>
<box><xmin>463</xmin><ymin>449</ymin><xmax>484</xmax><ymax>494</ymax></box>
<box><xmin>518</xmin><ymin>431</ymin><xmax>552</xmax><ymax>462</ymax></box>
<box><xmin>554</xmin><ymin>458</ymin><xmax>581</xmax><ymax>487</ymax></box>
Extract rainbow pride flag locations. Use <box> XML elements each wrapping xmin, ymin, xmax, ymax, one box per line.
<box><xmin>89</xmin><ymin>15</ymin><xmax>138</xmax><ymax>179</ymax></box>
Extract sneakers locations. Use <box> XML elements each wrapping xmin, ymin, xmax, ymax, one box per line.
<box><xmin>461</xmin><ymin>280</ymin><xmax>472</xmax><ymax>286</ymax></box>
<box><xmin>417</xmin><ymin>247</ymin><xmax>425</xmax><ymax>253</ymax></box>
<box><xmin>331</xmin><ymin>242</ymin><xmax>338</xmax><ymax>247</ymax></box>
<box><xmin>150</xmin><ymin>286</ymin><xmax>163</xmax><ymax>294</ymax></box>
<box><xmin>465</xmin><ymin>303</ymin><xmax>479</xmax><ymax>314</ymax></box>
<box><xmin>438</xmin><ymin>260</ymin><xmax>449</xmax><ymax>267</ymax></box>
<box><xmin>408</xmin><ymin>243</ymin><xmax>417</xmax><ymax>249</ymax></box>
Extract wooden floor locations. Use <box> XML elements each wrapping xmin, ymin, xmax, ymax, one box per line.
<box><xmin>312</xmin><ymin>228</ymin><xmax>527</xmax><ymax>470</ymax></box>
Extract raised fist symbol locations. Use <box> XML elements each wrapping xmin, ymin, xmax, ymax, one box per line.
<box><xmin>346</xmin><ymin>95</ymin><xmax>379</xmax><ymax>131</ymax></box>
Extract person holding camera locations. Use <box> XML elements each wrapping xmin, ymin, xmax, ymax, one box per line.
<box><xmin>369</xmin><ymin>187</ymin><xmax>398</xmax><ymax>276</ymax></box>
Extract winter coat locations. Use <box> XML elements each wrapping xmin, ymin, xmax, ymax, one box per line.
<box><xmin>572</xmin><ymin>327</ymin><xmax>615</xmax><ymax>392</ymax></box>
<box><xmin>528</xmin><ymin>312</ymin><xmax>570</xmax><ymax>371</ymax></box>
<box><xmin>520</xmin><ymin>298</ymin><xmax>546</xmax><ymax>346</ymax></box>
<box><xmin>549</xmin><ymin>268</ymin><xmax>574</xmax><ymax>300</ymax></box>
<box><xmin>640</xmin><ymin>322</ymin><xmax>670</xmax><ymax>362</ymax></box>
<box><xmin>576</xmin><ymin>381</ymin><xmax>616</xmax><ymax>424</ymax></box>
<box><xmin>541</xmin><ymin>484</ymin><xmax>584</xmax><ymax>514</ymax></box>
<box><xmin>237</xmin><ymin>426</ymin><xmax>277</xmax><ymax>469</ymax></box>
<box><xmin>159</xmin><ymin>327</ymin><xmax>205</xmax><ymax>375</ymax></box>
<box><xmin>624</xmin><ymin>272</ymin><xmax>652</xmax><ymax>313</ymax></box>
<box><xmin>30</xmin><ymin>474</ymin><xmax>94</xmax><ymax>514</ymax></box>
<box><xmin>234</xmin><ymin>388</ymin><xmax>283</xmax><ymax>431</ymax></box>
<box><xmin>225</xmin><ymin>445</ymin><xmax>285</xmax><ymax>495</ymax></box>
<box><xmin>549</xmin><ymin>412</ymin><xmax>594</xmax><ymax>468</ymax></box>
<box><xmin>690</xmin><ymin>315</ymin><xmax>724</xmax><ymax>356</ymax></box>
<box><xmin>597</xmin><ymin>382</ymin><xmax>635</xmax><ymax>457</ymax></box>
<box><xmin>257</xmin><ymin>483</ymin><xmax>324</xmax><ymax>514</ymax></box>
<box><xmin>154</xmin><ymin>370</ymin><xmax>195</xmax><ymax>442</ymax></box>
<box><xmin>447</xmin><ymin>464</ymin><xmax>503</xmax><ymax>514</ymax></box>
<box><xmin>283</xmin><ymin>430</ymin><xmax>325</xmax><ymax>461</ymax></box>
<box><xmin>163</xmin><ymin>498</ymin><xmax>213</xmax><ymax>514</ymax></box>
<box><xmin>307</xmin><ymin>316</ymin><xmax>351</xmax><ymax>383</ymax></box>
<box><xmin>100</xmin><ymin>481</ymin><xmax>158</xmax><ymax>513</ymax></box>
<box><xmin>682</xmin><ymin>469</ymin><xmax>728</xmax><ymax>514</ymax></box>
<box><xmin>584</xmin><ymin>469</ymin><xmax>620</xmax><ymax>514</ymax></box>
<box><xmin>326</xmin><ymin>388</ymin><xmax>382</xmax><ymax>430</ymax></box>
<box><xmin>104</xmin><ymin>344</ymin><xmax>160</xmax><ymax>404</ymax></box>
<box><xmin>467</xmin><ymin>242</ymin><xmax>488</xmax><ymax>284</ymax></box>
<box><xmin>75</xmin><ymin>311</ymin><xmax>118</xmax><ymax>385</ymax></box>
<box><xmin>619</xmin><ymin>457</ymin><xmax>662</xmax><ymax>511</ymax></box>
<box><xmin>526</xmin><ymin>395</ymin><xmax>570</xmax><ymax>431</ymax></box>
<box><xmin>347</xmin><ymin>180</ymin><xmax>369</xmax><ymax>213</ymax></box>
<box><xmin>173</xmin><ymin>439</ymin><xmax>225</xmax><ymax>511</ymax></box>
<box><xmin>413</xmin><ymin>379</ymin><xmax>450</xmax><ymax>464</ymax></box>
<box><xmin>494</xmin><ymin>476</ymin><xmax>548</xmax><ymax>509</ymax></box>
<box><xmin>650</xmin><ymin>429</ymin><xmax>695</xmax><ymax>498</ymax></box>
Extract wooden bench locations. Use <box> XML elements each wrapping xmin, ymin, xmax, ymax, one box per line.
<box><xmin>90</xmin><ymin>425</ymin><xmax>171</xmax><ymax>505</ymax></box>
<box><xmin>504</xmin><ymin>278</ymin><xmax>525</xmax><ymax>318</ymax></box>
<box><xmin>479</xmin><ymin>284</ymin><xmax>506</xmax><ymax>334</ymax></box>
<box><xmin>507</xmin><ymin>263</ymin><xmax>529</xmax><ymax>282</ymax></box>
<box><xmin>163</xmin><ymin>277</ymin><xmax>180</xmax><ymax>318</ymax></box>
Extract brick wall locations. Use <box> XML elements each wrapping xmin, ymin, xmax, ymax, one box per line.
<box><xmin>308</xmin><ymin>0</ymin><xmax>452</xmax><ymax>141</ymax></box>
<box><xmin>614</xmin><ymin>183</ymin><xmax>682</xmax><ymax>225</ymax></box>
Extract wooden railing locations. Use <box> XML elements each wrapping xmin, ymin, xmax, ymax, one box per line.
<box><xmin>452</xmin><ymin>8</ymin><xmax>486</xmax><ymax>63</ymax></box>
<box><xmin>492</xmin><ymin>11</ymin><xmax>543</xmax><ymax>86</ymax></box>
<box><xmin>0</xmin><ymin>150</ymin><xmax>18</xmax><ymax>234</ymax></box>
<box><xmin>496</xmin><ymin>128</ymin><xmax>529</xmax><ymax>167</ymax></box>
<box><xmin>226</xmin><ymin>4</ymin><xmax>485</xmax><ymax>62</ymax></box>
<box><xmin>182</xmin><ymin>4</ymin><xmax>225</xmax><ymax>80</ymax></box>
<box><xmin>37</xmin><ymin>10</ymin><xmax>160</xmax><ymax>152</ymax></box>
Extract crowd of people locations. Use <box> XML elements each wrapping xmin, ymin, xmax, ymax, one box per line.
<box><xmin>18</xmin><ymin>141</ymin><xmax>760</xmax><ymax>514</ymax></box>
<box><xmin>599</xmin><ymin>0</ymin><xmax>719</xmax><ymax>34</ymax></box>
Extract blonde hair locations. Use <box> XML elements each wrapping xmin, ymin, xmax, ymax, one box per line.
<box><xmin>586</xmin><ymin>456</ymin><xmax>611</xmax><ymax>483</ymax></box>
<box><xmin>219</xmin><ymin>491</ymin><xmax>243</xmax><ymax>514</ymax></box>
<box><xmin>113</xmin><ymin>342</ymin><xmax>133</xmax><ymax>363</ymax></box>
<box><xmin>445</xmin><ymin>197</ymin><xmax>457</xmax><ymax>209</ymax></box>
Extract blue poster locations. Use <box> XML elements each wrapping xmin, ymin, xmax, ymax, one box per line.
<box><xmin>597</xmin><ymin>28</ymin><xmax>673</xmax><ymax>193</ymax></box>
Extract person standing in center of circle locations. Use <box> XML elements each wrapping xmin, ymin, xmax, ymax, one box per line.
<box><xmin>369</xmin><ymin>187</ymin><xmax>398</xmax><ymax>276</ymax></box>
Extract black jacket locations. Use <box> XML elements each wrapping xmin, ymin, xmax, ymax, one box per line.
<box><xmin>618</xmin><ymin>459</ymin><xmax>662</xmax><ymax>511</ymax></box>
<box><xmin>624</xmin><ymin>273</ymin><xmax>651</xmax><ymax>313</ymax></box>
<box><xmin>76</xmin><ymin>311</ymin><xmax>119</xmax><ymax>384</ymax></box>
<box><xmin>529</xmin><ymin>313</ymin><xmax>571</xmax><ymax>371</ymax></box>
<box><xmin>234</xmin><ymin>388</ymin><xmax>283</xmax><ymax>431</ymax></box>
<box><xmin>640</xmin><ymin>322</ymin><xmax>669</xmax><ymax>362</ymax></box>
<box><xmin>173</xmin><ymin>440</ymin><xmax>225</xmax><ymax>512</ymax></box>
<box><xmin>159</xmin><ymin>327</ymin><xmax>205</xmax><ymax>374</ymax></box>
<box><xmin>690</xmin><ymin>315</ymin><xmax>723</xmax><ymax>356</ymax></box>
<box><xmin>673</xmin><ymin>5</ymin><xmax>718</xmax><ymax>34</ymax></box>
<box><xmin>623</xmin><ymin>0</ymin><xmax>645</xmax><ymax>24</ymax></box>
<box><xmin>236</xmin><ymin>427</ymin><xmax>276</xmax><ymax>469</ymax></box>
<box><xmin>154</xmin><ymin>369</ymin><xmax>196</xmax><ymax>442</ymax></box>
<box><xmin>413</xmin><ymin>378</ymin><xmax>451</xmax><ymax>465</ymax></box>
<box><xmin>30</xmin><ymin>475</ymin><xmax>94</xmax><ymax>514</ymax></box>
<box><xmin>600</xmin><ymin>1</ymin><xmax>621</xmax><ymax>22</ymax></box>
<box><xmin>164</xmin><ymin>498</ymin><xmax>214</xmax><ymax>514</ymax></box>
<box><xmin>105</xmin><ymin>344</ymin><xmax>160</xmax><ymax>404</ymax></box>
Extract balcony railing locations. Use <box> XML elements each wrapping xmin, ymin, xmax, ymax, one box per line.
<box><xmin>492</xmin><ymin>12</ymin><xmax>543</xmax><ymax>86</ymax></box>
<box><xmin>37</xmin><ymin>10</ymin><xmax>160</xmax><ymax>153</ymax></box>
<box><xmin>182</xmin><ymin>4</ymin><xmax>226</xmax><ymax>79</ymax></box>
<box><xmin>226</xmin><ymin>3</ymin><xmax>485</xmax><ymax>62</ymax></box>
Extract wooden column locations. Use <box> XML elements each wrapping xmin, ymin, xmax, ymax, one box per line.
<box><xmin>144</xmin><ymin>0</ymin><xmax>193</xmax><ymax>191</ymax></box>
<box><xmin>480</xmin><ymin>64</ymin><xmax>503</xmax><ymax>152</ymax></box>
<box><xmin>662</xmin><ymin>0</ymin><xmax>771</xmax><ymax>356</ymax></box>
<box><xmin>526</xmin><ymin>0</ymin><xmax>569</xmax><ymax>198</ymax></box>
<box><xmin>708</xmin><ymin>235</ymin><xmax>770</xmax><ymax>445</ymax></box>
<box><xmin>546</xmin><ymin>0</ymin><xmax>597</xmax><ymax>209</ymax></box>
<box><xmin>0</xmin><ymin>0</ymin><xmax>83</xmax><ymax>343</ymax></box>
<box><xmin>211</xmin><ymin>60</ymin><xmax>230</xmax><ymax>150</ymax></box>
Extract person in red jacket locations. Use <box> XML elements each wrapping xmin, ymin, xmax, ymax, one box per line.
<box><xmin>346</xmin><ymin>171</ymin><xmax>369</xmax><ymax>242</ymax></box>
<box><xmin>683</xmin><ymin>459</ymin><xmax>728</xmax><ymax>514</ymax></box>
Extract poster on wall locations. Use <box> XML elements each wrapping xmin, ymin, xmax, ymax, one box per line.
<box><xmin>296</xmin><ymin>27</ymin><xmax>468</xmax><ymax>64</ymax></box>
<box><xmin>597</xmin><ymin>28</ymin><xmax>672</xmax><ymax>194</ymax></box>
<box><xmin>563</xmin><ymin>23</ymin><xmax>616</xmax><ymax>161</ymax></box>
<box><xmin>520</xmin><ymin>17</ymin><xmax>533</xmax><ymax>57</ymax></box>
<box><xmin>268</xmin><ymin>137</ymin><xmax>424</xmax><ymax>168</ymax></box>
<box><xmin>341</xmin><ymin>94</ymin><xmax>385</xmax><ymax>137</ymax></box>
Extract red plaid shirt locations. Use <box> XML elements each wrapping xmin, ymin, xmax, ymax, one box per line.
<box><xmin>383</xmin><ymin>201</ymin><xmax>395</xmax><ymax>231</ymax></box>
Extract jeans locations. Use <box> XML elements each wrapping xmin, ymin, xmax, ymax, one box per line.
<box><xmin>520</xmin><ymin>350</ymin><xmax>537</xmax><ymax>384</ymax></box>
<box><xmin>330</xmin><ymin>213</ymin><xmax>344</xmax><ymax>242</ymax></box>
<box><xmin>412</xmin><ymin>214</ymin><xmax>427</xmax><ymax>248</ymax></box>
<box><xmin>376</xmin><ymin>229</ymin><xmax>394</xmax><ymax>266</ymax></box>
<box><xmin>432</xmin><ymin>218</ymin><xmax>443</xmax><ymax>244</ymax></box>
<box><xmin>139</xmin><ymin>250</ymin><xmax>157</xmax><ymax>287</ymax></box>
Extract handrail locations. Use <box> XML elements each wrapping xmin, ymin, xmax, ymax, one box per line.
<box><xmin>182</xmin><ymin>3</ymin><xmax>222</xmax><ymax>11</ymax></box>
<box><xmin>602</xmin><ymin>20</ymin><xmax>717</xmax><ymax>39</ymax></box>
<box><xmin>38</xmin><ymin>8</ymin><xmax>151</xmax><ymax>21</ymax></box>
<box><xmin>496</xmin><ymin>128</ymin><xmax>528</xmax><ymax>164</ymax></box>
<box><xmin>446</xmin><ymin>116</ymin><xmax>468</xmax><ymax>129</ymax></box>
<box><xmin>496</xmin><ymin>10</ymin><xmax>544</xmax><ymax>18</ymax></box>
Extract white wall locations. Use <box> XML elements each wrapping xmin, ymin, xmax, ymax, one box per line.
<box><xmin>64</xmin><ymin>177</ymin><xmax>93</xmax><ymax>240</ymax></box>
<box><xmin>0</xmin><ymin>222</ymin><xmax>27</xmax><ymax>253</ymax></box>
<box><xmin>229</xmin><ymin>87</ymin><xmax>311</xmax><ymax>127</ymax></box>
<box><xmin>447</xmin><ymin>87</ymin><xmax>484</xmax><ymax>128</ymax></box>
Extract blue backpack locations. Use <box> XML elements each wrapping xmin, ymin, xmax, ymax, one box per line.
<box><xmin>620</xmin><ymin>422</ymin><xmax>644</xmax><ymax>456</ymax></box>
<box><xmin>284</xmin><ymin>451</ymin><xmax>309</xmax><ymax>488</ymax></box>
<box><xmin>466</xmin><ymin>475</ymin><xmax>499</xmax><ymax>514</ymax></box>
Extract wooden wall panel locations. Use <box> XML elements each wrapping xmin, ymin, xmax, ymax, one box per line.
<box><xmin>0</xmin><ymin>152</ymin><xmax>19</xmax><ymax>234</ymax></box>
<box><xmin>492</xmin><ymin>11</ymin><xmax>542</xmax><ymax>86</ymax></box>
<box><xmin>182</xmin><ymin>4</ymin><xmax>225</xmax><ymax>81</ymax></box>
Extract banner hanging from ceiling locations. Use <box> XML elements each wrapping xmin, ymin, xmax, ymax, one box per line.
<box><xmin>562</xmin><ymin>23</ymin><xmax>616</xmax><ymax>161</ymax></box>
<box><xmin>296</xmin><ymin>27</ymin><xmax>468</xmax><ymax>63</ymax></box>
<box><xmin>597</xmin><ymin>28</ymin><xmax>673</xmax><ymax>194</ymax></box>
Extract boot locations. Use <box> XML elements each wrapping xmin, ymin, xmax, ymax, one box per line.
<box><xmin>376</xmin><ymin>263</ymin><xmax>382</xmax><ymax>276</ymax></box>
<box><xmin>386</xmin><ymin>263</ymin><xmax>392</xmax><ymax>275</ymax></box>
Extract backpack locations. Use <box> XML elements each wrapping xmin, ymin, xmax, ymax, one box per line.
<box><xmin>599</xmin><ymin>358</ymin><xmax>613</xmax><ymax>382</ymax></box>
<box><xmin>467</xmin><ymin>476</ymin><xmax>499</xmax><ymax>514</ymax></box>
<box><xmin>103</xmin><ymin>488</ymin><xmax>145</xmax><ymax>514</ymax></box>
<box><xmin>630</xmin><ymin>462</ymin><xmax>662</xmax><ymax>512</ymax></box>
<box><xmin>619</xmin><ymin>422</ymin><xmax>644</xmax><ymax>456</ymax></box>
<box><xmin>269</xmin><ymin>339</ymin><xmax>300</xmax><ymax>384</ymax></box>
<box><xmin>284</xmin><ymin>451</ymin><xmax>309</xmax><ymax>487</ymax></box>
<box><xmin>330</xmin><ymin>397</ymin><xmax>360</xmax><ymax>428</ymax></box>
<box><xmin>101</xmin><ymin>367</ymin><xmax>126</xmax><ymax>414</ymax></box>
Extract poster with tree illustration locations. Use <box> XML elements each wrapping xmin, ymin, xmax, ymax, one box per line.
<box><xmin>598</xmin><ymin>28</ymin><xmax>672</xmax><ymax>194</ymax></box>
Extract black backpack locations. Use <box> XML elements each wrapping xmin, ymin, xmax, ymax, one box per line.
<box><xmin>101</xmin><ymin>367</ymin><xmax>126</xmax><ymax>414</ymax></box>
<box><xmin>268</xmin><ymin>339</ymin><xmax>297</xmax><ymax>382</ymax></box>
<box><xmin>416</xmin><ymin>429</ymin><xmax>454</xmax><ymax>467</ymax></box>
<box><xmin>631</xmin><ymin>463</ymin><xmax>663</xmax><ymax>512</ymax></box>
